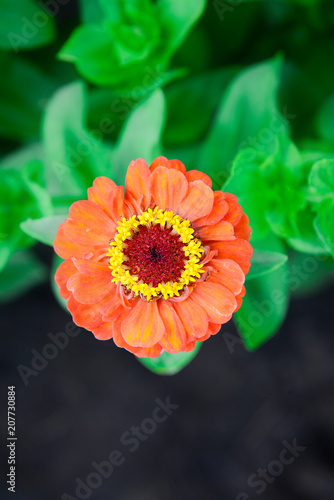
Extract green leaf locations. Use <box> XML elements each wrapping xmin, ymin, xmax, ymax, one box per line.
<box><xmin>286</xmin><ymin>206</ymin><xmax>329</xmax><ymax>255</ymax></box>
<box><xmin>111</xmin><ymin>89</ymin><xmax>166</xmax><ymax>184</ymax></box>
<box><xmin>20</xmin><ymin>214</ymin><xmax>67</xmax><ymax>246</ymax></box>
<box><xmin>86</xmin><ymin>71</ymin><xmax>180</xmax><ymax>139</ymax></box>
<box><xmin>200</xmin><ymin>56</ymin><xmax>288</xmax><ymax>186</ymax></box>
<box><xmin>235</xmin><ymin>264</ymin><xmax>289</xmax><ymax>350</ymax></box>
<box><xmin>58</xmin><ymin>7</ymin><xmax>161</xmax><ymax>88</ymax></box>
<box><xmin>247</xmin><ymin>249</ymin><xmax>288</xmax><ymax>280</ymax></box>
<box><xmin>0</xmin><ymin>0</ymin><xmax>55</xmax><ymax>51</ymax></box>
<box><xmin>79</xmin><ymin>0</ymin><xmax>105</xmax><ymax>24</ymax></box>
<box><xmin>224</xmin><ymin>149</ymin><xmax>271</xmax><ymax>240</ymax></box>
<box><xmin>0</xmin><ymin>161</ymin><xmax>52</xmax><ymax>270</ymax></box>
<box><xmin>261</xmin><ymin>135</ymin><xmax>304</xmax><ymax>184</ymax></box>
<box><xmin>235</xmin><ymin>235</ymin><xmax>289</xmax><ymax>350</ymax></box>
<box><xmin>138</xmin><ymin>342</ymin><xmax>202</xmax><ymax>375</ymax></box>
<box><xmin>21</xmin><ymin>160</ymin><xmax>53</xmax><ymax>217</ymax></box>
<box><xmin>164</xmin><ymin>68</ymin><xmax>238</xmax><ymax>146</ymax></box>
<box><xmin>307</xmin><ymin>159</ymin><xmax>334</xmax><ymax>256</ymax></box>
<box><xmin>58</xmin><ymin>25</ymin><xmax>118</xmax><ymax>86</ymax></box>
<box><xmin>308</xmin><ymin>158</ymin><xmax>334</xmax><ymax>198</ymax></box>
<box><xmin>261</xmin><ymin>138</ymin><xmax>307</xmax><ymax>239</ymax></box>
<box><xmin>299</xmin><ymin>143</ymin><xmax>334</xmax><ymax>163</ymax></box>
<box><xmin>97</xmin><ymin>0</ymin><xmax>123</xmax><ymax>21</ymax></box>
<box><xmin>156</xmin><ymin>0</ymin><xmax>207</xmax><ymax>56</ymax></box>
<box><xmin>0</xmin><ymin>250</ymin><xmax>47</xmax><ymax>303</ymax></box>
<box><xmin>59</xmin><ymin>0</ymin><xmax>204</xmax><ymax>89</ymax></box>
<box><xmin>225</xmin><ymin>136</ymin><xmax>310</xmax><ymax>243</ymax></box>
<box><xmin>314</xmin><ymin>198</ymin><xmax>334</xmax><ymax>256</ymax></box>
<box><xmin>0</xmin><ymin>55</ymin><xmax>57</xmax><ymax>141</ymax></box>
<box><xmin>43</xmin><ymin>81</ymin><xmax>111</xmax><ymax>198</ymax></box>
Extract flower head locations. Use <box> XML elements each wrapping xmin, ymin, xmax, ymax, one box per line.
<box><xmin>54</xmin><ymin>157</ymin><xmax>252</xmax><ymax>358</ymax></box>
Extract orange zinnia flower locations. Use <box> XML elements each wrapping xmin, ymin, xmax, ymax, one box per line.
<box><xmin>54</xmin><ymin>157</ymin><xmax>252</xmax><ymax>358</ymax></box>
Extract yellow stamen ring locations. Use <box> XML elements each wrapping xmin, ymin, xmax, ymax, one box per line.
<box><xmin>107</xmin><ymin>207</ymin><xmax>204</xmax><ymax>301</ymax></box>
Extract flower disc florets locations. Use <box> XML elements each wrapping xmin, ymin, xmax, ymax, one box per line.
<box><xmin>107</xmin><ymin>207</ymin><xmax>204</xmax><ymax>300</ymax></box>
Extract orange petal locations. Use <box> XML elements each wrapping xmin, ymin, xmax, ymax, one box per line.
<box><xmin>234</xmin><ymin>213</ymin><xmax>252</xmax><ymax>241</ymax></box>
<box><xmin>67</xmin><ymin>295</ymin><xmax>106</xmax><ymax>331</ymax></box>
<box><xmin>191</xmin><ymin>281</ymin><xmax>237</xmax><ymax>323</ymax></box>
<box><xmin>158</xmin><ymin>299</ymin><xmax>186</xmax><ymax>353</ymax></box>
<box><xmin>174</xmin><ymin>298</ymin><xmax>208</xmax><ymax>340</ymax></box>
<box><xmin>87</xmin><ymin>176</ymin><xmax>116</xmax><ymax>217</ymax></box>
<box><xmin>150</xmin><ymin>156</ymin><xmax>169</xmax><ymax>171</ymax></box>
<box><xmin>184</xmin><ymin>340</ymin><xmax>197</xmax><ymax>352</ymax></box>
<box><xmin>125</xmin><ymin>158</ymin><xmax>151</xmax><ymax>210</ymax></box>
<box><xmin>197</xmin><ymin>220</ymin><xmax>235</xmax><ymax>242</ymax></box>
<box><xmin>54</xmin><ymin>223</ymin><xmax>92</xmax><ymax>260</ymax></box>
<box><xmin>196</xmin><ymin>322</ymin><xmax>221</xmax><ymax>342</ymax></box>
<box><xmin>200</xmin><ymin>248</ymin><xmax>218</xmax><ymax>267</ymax></box>
<box><xmin>196</xmin><ymin>331</ymin><xmax>211</xmax><ymax>342</ymax></box>
<box><xmin>150</xmin><ymin>166</ymin><xmax>188</xmax><ymax>212</ymax></box>
<box><xmin>235</xmin><ymin>285</ymin><xmax>246</xmax><ymax>312</ymax></box>
<box><xmin>54</xmin><ymin>258</ymin><xmax>78</xmax><ymax>299</ymax></box>
<box><xmin>186</xmin><ymin>170</ymin><xmax>212</xmax><ymax>188</ymax></box>
<box><xmin>99</xmin><ymin>294</ymin><xmax>125</xmax><ymax>321</ymax></box>
<box><xmin>113</xmin><ymin>308</ymin><xmax>164</xmax><ymax>357</ymax></box>
<box><xmin>208</xmin><ymin>323</ymin><xmax>221</xmax><ymax>336</ymax></box>
<box><xmin>121</xmin><ymin>298</ymin><xmax>165</xmax><ymax>347</ymax></box>
<box><xmin>235</xmin><ymin>297</ymin><xmax>243</xmax><ymax>311</ymax></box>
<box><xmin>193</xmin><ymin>191</ymin><xmax>229</xmax><ymax>227</ymax></box>
<box><xmin>150</xmin><ymin>156</ymin><xmax>186</xmax><ymax>175</ymax></box>
<box><xmin>224</xmin><ymin>193</ymin><xmax>243</xmax><ymax>226</ymax></box>
<box><xmin>67</xmin><ymin>261</ymin><xmax>113</xmax><ymax>305</ymax></box>
<box><xmin>108</xmin><ymin>186</ymin><xmax>129</xmax><ymax>225</ymax></box>
<box><xmin>112</xmin><ymin>309</ymin><xmax>143</xmax><ymax>354</ymax></box>
<box><xmin>209</xmin><ymin>258</ymin><xmax>245</xmax><ymax>295</ymax></box>
<box><xmin>91</xmin><ymin>321</ymin><xmax>114</xmax><ymax>341</ymax></box>
<box><xmin>136</xmin><ymin>344</ymin><xmax>164</xmax><ymax>358</ymax></box>
<box><xmin>64</xmin><ymin>200</ymin><xmax>115</xmax><ymax>248</ymax></box>
<box><xmin>167</xmin><ymin>159</ymin><xmax>187</xmax><ymax>175</ymax></box>
<box><xmin>210</xmin><ymin>239</ymin><xmax>253</xmax><ymax>275</ymax></box>
<box><xmin>178</xmin><ymin>180</ymin><xmax>214</xmax><ymax>222</ymax></box>
<box><xmin>124</xmin><ymin>192</ymin><xmax>143</xmax><ymax>216</ymax></box>
<box><xmin>92</xmin><ymin>301</ymin><xmax>126</xmax><ymax>341</ymax></box>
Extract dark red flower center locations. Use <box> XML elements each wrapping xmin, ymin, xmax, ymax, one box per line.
<box><xmin>123</xmin><ymin>224</ymin><xmax>187</xmax><ymax>287</ymax></box>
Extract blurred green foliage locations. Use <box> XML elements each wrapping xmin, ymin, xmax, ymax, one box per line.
<box><xmin>0</xmin><ymin>0</ymin><xmax>55</xmax><ymax>51</ymax></box>
<box><xmin>58</xmin><ymin>0</ymin><xmax>205</xmax><ymax>88</ymax></box>
<box><xmin>1</xmin><ymin>0</ymin><xmax>334</xmax><ymax>367</ymax></box>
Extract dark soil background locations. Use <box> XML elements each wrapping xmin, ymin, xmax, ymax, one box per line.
<box><xmin>1</xmin><ymin>249</ymin><xmax>334</xmax><ymax>500</ymax></box>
